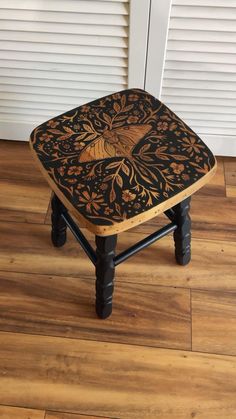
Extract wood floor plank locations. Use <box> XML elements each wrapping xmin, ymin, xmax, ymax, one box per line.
<box><xmin>226</xmin><ymin>185</ymin><xmax>236</xmax><ymax>198</ymax></box>
<box><xmin>0</xmin><ymin>271</ymin><xmax>191</xmax><ymax>350</ymax></box>
<box><xmin>46</xmin><ymin>412</ymin><xmax>110</xmax><ymax>419</ymax></box>
<box><xmin>0</xmin><ymin>405</ymin><xmax>45</xmax><ymax>419</ymax></box>
<box><xmin>1</xmin><ymin>332</ymin><xmax>236</xmax><ymax>419</ymax></box>
<box><xmin>0</xmin><ymin>178</ymin><xmax>51</xmax><ymax>223</ymax></box>
<box><xmin>192</xmin><ymin>290</ymin><xmax>236</xmax><ymax>356</ymax></box>
<box><xmin>0</xmin><ymin>221</ymin><xmax>235</xmax><ymax>293</ymax></box>
<box><xmin>224</xmin><ymin>157</ymin><xmax>236</xmax><ymax>186</ymax></box>
<box><xmin>0</xmin><ymin>140</ymin><xmax>45</xmax><ymax>183</ymax></box>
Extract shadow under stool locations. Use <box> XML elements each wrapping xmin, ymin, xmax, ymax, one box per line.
<box><xmin>30</xmin><ymin>88</ymin><xmax>217</xmax><ymax>319</ymax></box>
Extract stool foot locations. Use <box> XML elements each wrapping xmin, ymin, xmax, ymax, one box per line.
<box><xmin>173</xmin><ymin>197</ymin><xmax>191</xmax><ymax>266</ymax></box>
<box><xmin>51</xmin><ymin>193</ymin><xmax>67</xmax><ymax>247</ymax></box>
<box><xmin>95</xmin><ymin>234</ymin><xmax>117</xmax><ymax>319</ymax></box>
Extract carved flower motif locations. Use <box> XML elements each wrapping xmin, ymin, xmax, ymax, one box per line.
<box><xmin>170</xmin><ymin>162</ymin><xmax>185</xmax><ymax>174</ymax></box>
<box><xmin>157</xmin><ymin>121</ymin><xmax>169</xmax><ymax>131</ymax></box>
<box><xmin>79</xmin><ymin>191</ymin><xmax>103</xmax><ymax>213</ymax></box>
<box><xmin>68</xmin><ymin>166</ymin><xmax>83</xmax><ymax>176</ymax></box>
<box><xmin>182</xmin><ymin>137</ymin><xmax>205</xmax><ymax>154</ymax></box>
<box><xmin>122</xmin><ymin>190</ymin><xmax>136</xmax><ymax>202</ymax></box>
<box><xmin>182</xmin><ymin>173</ymin><xmax>190</xmax><ymax>181</ymax></box>
<box><xmin>104</xmin><ymin>207</ymin><xmax>113</xmax><ymax>215</ymax></box>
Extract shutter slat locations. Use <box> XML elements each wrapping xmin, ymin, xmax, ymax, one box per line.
<box><xmin>3</xmin><ymin>1</ymin><xmax>129</xmax><ymax>14</ymax></box>
<box><xmin>0</xmin><ymin>51</ymin><xmax>127</xmax><ymax>67</ymax></box>
<box><xmin>173</xmin><ymin>0</ymin><xmax>236</xmax><ymax>7</ymax></box>
<box><xmin>0</xmin><ymin>77</ymin><xmax>124</xmax><ymax>92</ymax></box>
<box><xmin>162</xmin><ymin>87</ymin><xmax>236</xmax><ymax>99</ymax></box>
<box><xmin>162</xmin><ymin>95</ymin><xmax>236</xmax><ymax>107</ymax></box>
<box><xmin>0</xmin><ymin>67</ymin><xmax>127</xmax><ymax>84</ymax></box>
<box><xmin>169</xmin><ymin>29</ymin><xmax>236</xmax><ymax>43</ymax></box>
<box><xmin>172</xmin><ymin>5</ymin><xmax>236</xmax><ymax>19</ymax></box>
<box><xmin>0</xmin><ymin>1</ymin><xmax>129</xmax><ymax>139</ymax></box>
<box><xmin>0</xmin><ymin>21</ymin><xmax>128</xmax><ymax>37</ymax></box>
<box><xmin>0</xmin><ymin>60</ymin><xmax>128</xmax><ymax>76</ymax></box>
<box><xmin>161</xmin><ymin>1</ymin><xmax>236</xmax><ymax>147</ymax></box>
<box><xmin>0</xmin><ymin>30</ymin><xmax>127</xmax><ymax>48</ymax></box>
<box><xmin>0</xmin><ymin>85</ymin><xmax>112</xmax><ymax>98</ymax></box>
<box><xmin>0</xmin><ymin>9</ymin><xmax>128</xmax><ymax>25</ymax></box>
<box><xmin>163</xmin><ymin>79</ymin><xmax>236</xmax><ymax>91</ymax></box>
<box><xmin>165</xmin><ymin>69</ymin><xmax>236</xmax><ymax>82</ymax></box>
<box><xmin>170</xmin><ymin>18</ymin><xmax>236</xmax><ymax>32</ymax></box>
<box><xmin>0</xmin><ymin>41</ymin><xmax>128</xmax><ymax>58</ymax></box>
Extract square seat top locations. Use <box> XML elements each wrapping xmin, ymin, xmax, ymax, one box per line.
<box><xmin>30</xmin><ymin>88</ymin><xmax>216</xmax><ymax>235</ymax></box>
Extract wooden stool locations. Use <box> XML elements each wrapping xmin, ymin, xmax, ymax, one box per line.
<box><xmin>30</xmin><ymin>89</ymin><xmax>216</xmax><ymax>319</ymax></box>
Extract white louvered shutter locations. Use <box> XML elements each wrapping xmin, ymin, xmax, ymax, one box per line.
<box><xmin>0</xmin><ymin>0</ymin><xmax>130</xmax><ymax>140</ymax></box>
<box><xmin>160</xmin><ymin>0</ymin><xmax>236</xmax><ymax>156</ymax></box>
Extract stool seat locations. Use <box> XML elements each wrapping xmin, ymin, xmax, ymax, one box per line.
<box><xmin>30</xmin><ymin>88</ymin><xmax>216</xmax><ymax>236</ymax></box>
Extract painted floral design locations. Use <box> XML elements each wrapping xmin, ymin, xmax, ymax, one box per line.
<box><xmin>30</xmin><ymin>88</ymin><xmax>215</xmax><ymax>226</ymax></box>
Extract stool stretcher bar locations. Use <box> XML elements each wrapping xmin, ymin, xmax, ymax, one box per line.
<box><xmin>114</xmin><ymin>222</ymin><xmax>177</xmax><ymax>266</ymax></box>
<box><xmin>61</xmin><ymin>211</ymin><xmax>97</xmax><ymax>266</ymax></box>
<box><xmin>62</xmin><ymin>209</ymin><xmax>177</xmax><ymax>268</ymax></box>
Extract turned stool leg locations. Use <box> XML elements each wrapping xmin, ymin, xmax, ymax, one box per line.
<box><xmin>95</xmin><ymin>234</ymin><xmax>117</xmax><ymax>319</ymax></box>
<box><xmin>51</xmin><ymin>193</ymin><xmax>67</xmax><ymax>247</ymax></box>
<box><xmin>173</xmin><ymin>197</ymin><xmax>191</xmax><ymax>266</ymax></box>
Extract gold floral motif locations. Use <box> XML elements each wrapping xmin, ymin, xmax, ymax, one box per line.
<box><xmin>31</xmin><ymin>88</ymin><xmax>215</xmax><ymax>226</ymax></box>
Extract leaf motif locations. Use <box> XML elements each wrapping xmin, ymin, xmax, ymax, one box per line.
<box><xmin>157</xmin><ymin>155</ymin><xmax>169</xmax><ymax>161</ymax></box>
<box><xmin>64</xmin><ymin>127</ymin><xmax>75</xmax><ymax>134</ymax></box>
<box><xmin>172</xmin><ymin>154</ymin><xmax>188</xmax><ymax>161</ymax></box>
<box><xmin>116</xmin><ymin>174</ymin><xmax>123</xmax><ymax>188</ymax></box>
<box><xmin>107</xmin><ymin>161</ymin><xmax>121</xmax><ymax>170</ymax></box>
<box><xmin>141</xmin><ymin>155</ymin><xmax>153</xmax><ymax>162</ymax></box>
<box><xmin>103</xmin><ymin>113</ymin><xmax>112</xmax><ymax>124</ymax></box>
<box><xmin>140</xmin><ymin>143</ymin><xmax>151</xmax><ymax>154</ymax></box>
<box><xmin>110</xmin><ymin>188</ymin><xmax>116</xmax><ymax>203</ymax></box>
<box><xmin>113</xmin><ymin>102</ymin><xmax>121</xmax><ymax>113</ymax></box>
<box><xmin>103</xmin><ymin>174</ymin><xmax>113</xmax><ymax>182</ymax></box>
<box><xmin>58</xmin><ymin>134</ymin><xmax>72</xmax><ymax>140</ymax></box>
<box><xmin>123</xmin><ymin>104</ymin><xmax>134</xmax><ymax>112</ymax></box>
<box><xmin>121</xmin><ymin>94</ymin><xmax>126</xmax><ymax>108</ymax></box>
<box><xmin>156</xmin><ymin>146</ymin><xmax>167</xmax><ymax>153</ymax></box>
<box><xmin>122</xmin><ymin>163</ymin><xmax>130</xmax><ymax>176</ymax></box>
<box><xmin>48</xmin><ymin>129</ymin><xmax>63</xmax><ymax>135</ymax></box>
<box><xmin>83</xmin><ymin>124</ymin><xmax>94</xmax><ymax>133</ymax></box>
<box><xmin>114</xmin><ymin>115</ymin><xmax>128</xmax><ymax>122</ymax></box>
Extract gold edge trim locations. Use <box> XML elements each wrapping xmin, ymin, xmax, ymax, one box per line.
<box><xmin>29</xmin><ymin>140</ymin><xmax>217</xmax><ymax>236</ymax></box>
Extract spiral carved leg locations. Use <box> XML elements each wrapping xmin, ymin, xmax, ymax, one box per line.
<box><xmin>173</xmin><ymin>197</ymin><xmax>191</xmax><ymax>266</ymax></box>
<box><xmin>51</xmin><ymin>193</ymin><xmax>67</xmax><ymax>247</ymax></box>
<box><xmin>95</xmin><ymin>234</ymin><xmax>117</xmax><ymax>319</ymax></box>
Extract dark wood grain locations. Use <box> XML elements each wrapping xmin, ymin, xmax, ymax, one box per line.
<box><xmin>0</xmin><ymin>178</ymin><xmax>51</xmax><ymax>224</ymax></box>
<box><xmin>1</xmin><ymin>332</ymin><xmax>236</xmax><ymax>419</ymax></box>
<box><xmin>192</xmin><ymin>290</ymin><xmax>236</xmax><ymax>356</ymax></box>
<box><xmin>0</xmin><ymin>140</ymin><xmax>46</xmax><ymax>183</ymax></box>
<box><xmin>0</xmin><ymin>221</ymin><xmax>235</xmax><ymax>292</ymax></box>
<box><xmin>45</xmin><ymin>412</ymin><xmax>112</xmax><ymax>419</ymax></box>
<box><xmin>0</xmin><ymin>405</ymin><xmax>45</xmax><ymax>419</ymax></box>
<box><xmin>0</xmin><ymin>271</ymin><xmax>191</xmax><ymax>350</ymax></box>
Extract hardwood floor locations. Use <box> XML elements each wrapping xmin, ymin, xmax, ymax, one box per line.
<box><xmin>0</xmin><ymin>140</ymin><xmax>236</xmax><ymax>418</ymax></box>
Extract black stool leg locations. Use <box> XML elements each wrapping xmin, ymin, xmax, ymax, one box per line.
<box><xmin>173</xmin><ymin>197</ymin><xmax>191</xmax><ymax>266</ymax></box>
<box><xmin>95</xmin><ymin>234</ymin><xmax>117</xmax><ymax>319</ymax></box>
<box><xmin>51</xmin><ymin>193</ymin><xmax>67</xmax><ymax>247</ymax></box>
